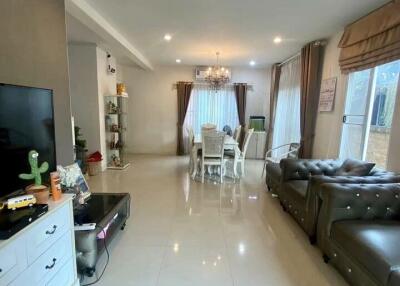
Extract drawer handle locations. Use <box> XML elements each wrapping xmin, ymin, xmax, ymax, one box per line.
<box><xmin>45</xmin><ymin>258</ymin><xmax>57</xmax><ymax>270</ymax></box>
<box><xmin>45</xmin><ymin>225</ymin><xmax>57</xmax><ymax>235</ymax></box>
<box><xmin>0</xmin><ymin>268</ymin><xmax>2</xmax><ymax>273</ymax></box>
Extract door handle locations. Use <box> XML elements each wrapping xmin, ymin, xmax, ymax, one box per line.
<box><xmin>342</xmin><ymin>115</ymin><xmax>347</xmax><ymax>123</ymax></box>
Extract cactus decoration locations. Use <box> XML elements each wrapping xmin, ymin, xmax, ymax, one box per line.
<box><xmin>19</xmin><ymin>150</ymin><xmax>49</xmax><ymax>186</ymax></box>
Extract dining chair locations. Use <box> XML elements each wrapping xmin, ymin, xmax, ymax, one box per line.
<box><xmin>201</xmin><ymin>131</ymin><xmax>225</xmax><ymax>183</ymax></box>
<box><xmin>261</xmin><ymin>142</ymin><xmax>300</xmax><ymax>177</ymax></box>
<box><xmin>225</xmin><ymin>128</ymin><xmax>254</xmax><ymax>178</ymax></box>
<box><xmin>187</xmin><ymin>126</ymin><xmax>196</xmax><ymax>173</ymax></box>
<box><xmin>233</xmin><ymin>126</ymin><xmax>241</xmax><ymax>142</ymax></box>
<box><xmin>201</xmin><ymin>123</ymin><xmax>217</xmax><ymax>132</ymax></box>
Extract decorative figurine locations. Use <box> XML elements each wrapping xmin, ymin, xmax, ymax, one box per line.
<box><xmin>19</xmin><ymin>150</ymin><xmax>50</xmax><ymax>204</ymax></box>
<box><xmin>0</xmin><ymin>194</ymin><xmax>37</xmax><ymax>210</ymax></box>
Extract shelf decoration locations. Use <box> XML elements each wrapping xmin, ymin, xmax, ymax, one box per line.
<box><xmin>104</xmin><ymin>83</ymin><xmax>130</xmax><ymax>170</ymax></box>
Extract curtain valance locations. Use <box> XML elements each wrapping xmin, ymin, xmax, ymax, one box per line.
<box><xmin>339</xmin><ymin>0</ymin><xmax>400</xmax><ymax>73</ymax></box>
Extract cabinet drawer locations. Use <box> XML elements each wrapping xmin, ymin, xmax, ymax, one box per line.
<box><xmin>26</xmin><ymin>204</ymin><xmax>71</xmax><ymax>264</ymax></box>
<box><xmin>0</xmin><ymin>239</ymin><xmax>26</xmax><ymax>285</ymax></box>
<box><xmin>10</xmin><ymin>231</ymin><xmax>73</xmax><ymax>286</ymax></box>
<box><xmin>46</xmin><ymin>258</ymin><xmax>74</xmax><ymax>286</ymax></box>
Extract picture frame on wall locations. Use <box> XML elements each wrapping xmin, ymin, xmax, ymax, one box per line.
<box><xmin>319</xmin><ymin>77</ymin><xmax>337</xmax><ymax>112</ymax></box>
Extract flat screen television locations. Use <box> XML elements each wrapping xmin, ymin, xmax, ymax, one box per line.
<box><xmin>0</xmin><ymin>83</ymin><xmax>56</xmax><ymax>199</ymax></box>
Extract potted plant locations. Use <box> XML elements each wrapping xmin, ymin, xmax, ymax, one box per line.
<box><xmin>19</xmin><ymin>150</ymin><xmax>50</xmax><ymax>204</ymax></box>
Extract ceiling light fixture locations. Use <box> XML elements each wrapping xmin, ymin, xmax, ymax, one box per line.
<box><xmin>164</xmin><ymin>34</ymin><xmax>172</xmax><ymax>41</ymax></box>
<box><xmin>273</xmin><ymin>36</ymin><xmax>282</xmax><ymax>44</ymax></box>
<box><xmin>176</xmin><ymin>59</ymin><xmax>181</xmax><ymax>63</ymax></box>
<box><xmin>205</xmin><ymin>52</ymin><xmax>230</xmax><ymax>90</ymax></box>
<box><xmin>249</xmin><ymin>60</ymin><xmax>256</xmax><ymax>66</ymax></box>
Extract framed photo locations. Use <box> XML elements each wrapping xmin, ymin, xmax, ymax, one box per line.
<box><xmin>57</xmin><ymin>163</ymin><xmax>90</xmax><ymax>203</ymax></box>
<box><xmin>319</xmin><ymin>77</ymin><xmax>337</xmax><ymax>112</ymax></box>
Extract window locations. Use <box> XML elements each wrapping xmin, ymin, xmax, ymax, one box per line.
<box><xmin>340</xmin><ymin>60</ymin><xmax>400</xmax><ymax>168</ymax></box>
<box><xmin>183</xmin><ymin>85</ymin><xmax>239</xmax><ymax>151</ymax></box>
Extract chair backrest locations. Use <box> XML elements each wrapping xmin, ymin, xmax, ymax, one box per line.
<box><xmin>202</xmin><ymin>131</ymin><xmax>225</xmax><ymax>159</ymax></box>
<box><xmin>201</xmin><ymin>123</ymin><xmax>217</xmax><ymax>132</ymax></box>
<box><xmin>241</xmin><ymin>128</ymin><xmax>254</xmax><ymax>158</ymax></box>
<box><xmin>287</xmin><ymin>142</ymin><xmax>300</xmax><ymax>159</ymax></box>
<box><xmin>187</xmin><ymin>126</ymin><xmax>194</xmax><ymax>147</ymax></box>
<box><xmin>233</xmin><ymin>126</ymin><xmax>241</xmax><ymax>142</ymax></box>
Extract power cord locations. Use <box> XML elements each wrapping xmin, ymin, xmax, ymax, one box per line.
<box><xmin>81</xmin><ymin>226</ymin><xmax>110</xmax><ymax>286</ymax></box>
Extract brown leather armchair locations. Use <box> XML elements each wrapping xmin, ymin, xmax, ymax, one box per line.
<box><xmin>317</xmin><ymin>183</ymin><xmax>400</xmax><ymax>286</ymax></box>
<box><xmin>278</xmin><ymin>159</ymin><xmax>400</xmax><ymax>242</ymax></box>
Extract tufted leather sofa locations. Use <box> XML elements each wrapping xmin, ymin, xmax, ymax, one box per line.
<box><xmin>317</xmin><ymin>183</ymin><xmax>400</xmax><ymax>286</ymax></box>
<box><xmin>265</xmin><ymin>162</ymin><xmax>281</xmax><ymax>193</ymax></box>
<box><xmin>278</xmin><ymin>159</ymin><xmax>400</xmax><ymax>242</ymax></box>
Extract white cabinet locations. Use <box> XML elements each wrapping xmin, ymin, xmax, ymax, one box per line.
<box><xmin>0</xmin><ymin>195</ymin><xmax>78</xmax><ymax>286</ymax></box>
<box><xmin>246</xmin><ymin>131</ymin><xmax>267</xmax><ymax>159</ymax></box>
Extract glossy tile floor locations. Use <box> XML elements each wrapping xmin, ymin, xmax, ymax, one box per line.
<box><xmin>83</xmin><ymin>155</ymin><xmax>348</xmax><ymax>286</ymax></box>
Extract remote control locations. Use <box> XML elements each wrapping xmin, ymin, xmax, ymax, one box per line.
<box><xmin>74</xmin><ymin>223</ymin><xmax>96</xmax><ymax>231</ymax></box>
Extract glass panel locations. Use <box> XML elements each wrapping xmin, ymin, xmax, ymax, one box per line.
<box><xmin>365</xmin><ymin>60</ymin><xmax>400</xmax><ymax>168</ymax></box>
<box><xmin>339</xmin><ymin>69</ymin><xmax>371</xmax><ymax>160</ymax></box>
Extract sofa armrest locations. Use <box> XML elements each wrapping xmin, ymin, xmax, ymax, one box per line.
<box><xmin>280</xmin><ymin>159</ymin><xmax>340</xmax><ymax>182</ymax></box>
<box><xmin>317</xmin><ymin>183</ymin><xmax>400</xmax><ymax>254</ymax></box>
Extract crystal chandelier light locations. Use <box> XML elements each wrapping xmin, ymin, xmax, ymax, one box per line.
<box><xmin>205</xmin><ymin>52</ymin><xmax>230</xmax><ymax>90</ymax></box>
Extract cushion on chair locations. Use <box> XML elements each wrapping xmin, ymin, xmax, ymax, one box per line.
<box><xmin>334</xmin><ymin>159</ymin><xmax>375</xmax><ymax>176</ymax></box>
<box><xmin>331</xmin><ymin>220</ymin><xmax>400</xmax><ymax>286</ymax></box>
<box><xmin>224</xmin><ymin>150</ymin><xmax>235</xmax><ymax>158</ymax></box>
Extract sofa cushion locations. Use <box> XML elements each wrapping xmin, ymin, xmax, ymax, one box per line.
<box><xmin>335</xmin><ymin>159</ymin><xmax>375</xmax><ymax>176</ymax></box>
<box><xmin>331</xmin><ymin>220</ymin><xmax>400</xmax><ymax>285</ymax></box>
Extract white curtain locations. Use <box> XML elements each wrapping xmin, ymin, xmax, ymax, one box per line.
<box><xmin>183</xmin><ymin>85</ymin><xmax>239</xmax><ymax>153</ymax></box>
<box><xmin>272</xmin><ymin>55</ymin><xmax>301</xmax><ymax>157</ymax></box>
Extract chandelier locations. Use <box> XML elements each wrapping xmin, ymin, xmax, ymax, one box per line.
<box><xmin>205</xmin><ymin>52</ymin><xmax>230</xmax><ymax>89</ymax></box>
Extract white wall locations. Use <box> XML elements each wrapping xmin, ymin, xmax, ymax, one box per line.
<box><xmin>313</xmin><ymin>31</ymin><xmax>347</xmax><ymax>159</ymax></box>
<box><xmin>0</xmin><ymin>0</ymin><xmax>74</xmax><ymax>165</ymax></box>
<box><xmin>118</xmin><ymin>65</ymin><xmax>270</xmax><ymax>154</ymax></box>
<box><xmin>68</xmin><ymin>44</ymin><xmax>100</xmax><ymax>153</ymax></box>
<box><xmin>68</xmin><ymin>44</ymin><xmax>117</xmax><ymax>170</ymax></box>
<box><xmin>96</xmin><ymin>48</ymin><xmax>117</xmax><ymax>169</ymax></box>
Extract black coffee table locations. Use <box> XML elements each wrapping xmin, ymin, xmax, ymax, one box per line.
<box><xmin>74</xmin><ymin>192</ymin><xmax>131</xmax><ymax>276</ymax></box>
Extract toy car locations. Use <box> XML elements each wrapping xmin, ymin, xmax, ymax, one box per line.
<box><xmin>0</xmin><ymin>194</ymin><xmax>37</xmax><ymax>210</ymax></box>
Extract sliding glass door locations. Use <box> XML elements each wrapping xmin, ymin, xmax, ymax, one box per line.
<box><xmin>339</xmin><ymin>60</ymin><xmax>400</xmax><ymax>168</ymax></box>
<box><xmin>339</xmin><ymin>69</ymin><xmax>374</xmax><ymax>160</ymax></box>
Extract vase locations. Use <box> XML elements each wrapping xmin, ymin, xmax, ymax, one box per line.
<box><xmin>26</xmin><ymin>184</ymin><xmax>50</xmax><ymax>204</ymax></box>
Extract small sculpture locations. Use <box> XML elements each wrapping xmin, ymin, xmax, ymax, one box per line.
<box><xmin>18</xmin><ymin>150</ymin><xmax>50</xmax><ymax>204</ymax></box>
<box><xmin>19</xmin><ymin>150</ymin><xmax>49</xmax><ymax>186</ymax></box>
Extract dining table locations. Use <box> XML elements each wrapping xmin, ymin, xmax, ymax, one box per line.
<box><xmin>191</xmin><ymin>134</ymin><xmax>240</xmax><ymax>179</ymax></box>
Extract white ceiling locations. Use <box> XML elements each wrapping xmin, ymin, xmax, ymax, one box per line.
<box><xmin>68</xmin><ymin>0</ymin><xmax>388</xmax><ymax>67</ymax></box>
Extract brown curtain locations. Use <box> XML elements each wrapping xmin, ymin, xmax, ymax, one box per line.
<box><xmin>176</xmin><ymin>81</ymin><xmax>193</xmax><ymax>155</ymax></box>
<box><xmin>266</xmin><ymin>64</ymin><xmax>281</xmax><ymax>150</ymax></box>
<box><xmin>234</xmin><ymin>83</ymin><xmax>247</xmax><ymax>148</ymax></box>
<box><xmin>299</xmin><ymin>41</ymin><xmax>323</xmax><ymax>158</ymax></box>
<box><xmin>339</xmin><ymin>0</ymin><xmax>400</xmax><ymax>73</ymax></box>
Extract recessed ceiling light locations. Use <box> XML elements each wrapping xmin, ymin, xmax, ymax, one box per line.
<box><xmin>176</xmin><ymin>59</ymin><xmax>181</xmax><ymax>63</ymax></box>
<box><xmin>249</xmin><ymin>60</ymin><xmax>256</xmax><ymax>66</ymax></box>
<box><xmin>164</xmin><ymin>34</ymin><xmax>172</xmax><ymax>41</ymax></box>
<box><xmin>273</xmin><ymin>36</ymin><xmax>282</xmax><ymax>44</ymax></box>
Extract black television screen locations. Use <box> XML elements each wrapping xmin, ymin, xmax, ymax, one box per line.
<box><xmin>0</xmin><ymin>83</ymin><xmax>56</xmax><ymax>199</ymax></box>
